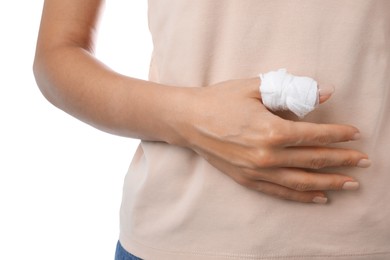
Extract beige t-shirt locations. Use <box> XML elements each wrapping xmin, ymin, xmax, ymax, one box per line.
<box><xmin>119</xmin><ymin>1</ymin><xmax>390</xmax><ymax>259</ymax></box>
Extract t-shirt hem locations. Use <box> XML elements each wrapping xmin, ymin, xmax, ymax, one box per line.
<box><xmin>119</xmin><ymin>236</ymin><xmax>390</xmax><ymax>260</ymax></box>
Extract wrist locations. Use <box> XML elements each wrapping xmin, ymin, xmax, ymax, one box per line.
<box><xmin>160</xmin><ymin>85</ymin><xmax>202</xmax><ymax>148</ymax></box>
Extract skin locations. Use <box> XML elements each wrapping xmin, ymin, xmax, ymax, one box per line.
<box><xmin>33</xmin><ymin>0</ymin><xmax>370</xmax><ymax>204</ymax></box>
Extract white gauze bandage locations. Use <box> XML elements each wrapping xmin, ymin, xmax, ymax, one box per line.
<box><xmin>259</xmin><ymin>68</ymin><xmax>319</xmax><ymax>118</ymax></box>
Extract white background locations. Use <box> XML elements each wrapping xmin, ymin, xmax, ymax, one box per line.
<box><xmin>0</xmin><ymin>1</ymin><xmax>151</xmax><ymax>259</ymax></box>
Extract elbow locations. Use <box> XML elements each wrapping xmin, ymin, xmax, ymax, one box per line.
<box><xmin>32</xmin><ymin>51</ymin><xmax>61</xmax><ymax>108</ymax></box>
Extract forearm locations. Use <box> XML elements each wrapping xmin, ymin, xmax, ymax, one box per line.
<box><xmin>33</xmin><ymin>45</ymin><xmax>196</xmax><ymax>144</ymax></box>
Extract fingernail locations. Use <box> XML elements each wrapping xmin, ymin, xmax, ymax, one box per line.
<box><xmin>312</xmin><ymin>196</ymin><xmax>328</xmax><ymax>204</ymax></box>
<box><xmin>342</xmin><ymin>181</ymin><xmax>360</xmax><ymax>190</ymax></box>
<box><xmin>319</xmin><ymin>84</ymin><xmax>335</xmax><ymax>96</ymax></box>
<box><xmin>357</xmin><ymin>159</ymin><xmax>372</xmax><ymax>168</ymax></box>
<box><xmin>352</xmin><ymin>132</ymin><xmax>361</xmax><ymax>140</ymax></box>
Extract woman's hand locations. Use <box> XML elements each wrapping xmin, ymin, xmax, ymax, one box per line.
<box><xmin>176</xmin><ymin>77</ymin><xmax>370</xmax><ymax>203</ymax></box>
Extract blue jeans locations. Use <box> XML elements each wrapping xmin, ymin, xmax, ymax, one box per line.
<box><xmin>115</xmin><ymin>241</ymin><xmax>143</xmax><ymax>260</ymax></box>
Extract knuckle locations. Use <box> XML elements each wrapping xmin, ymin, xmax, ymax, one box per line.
<box><xmin>309</xmin><ymin>157</ymin><xmax>329</xmax><ymax>169</ymax></box>
<box><xmin>328</xmin><ymin>181</ymin><xmax>344</xmax><ymax>190</ymax></box>
<box><xmin>241</xmin><ymin>168</ymin><xmax>260</xmax><ymax>180</ymax></box>
<box><xmin>291</xmin><ymin>180</ymin><xmax>315</xmax><ymax>191</ymax></box>
<box><xmin>268</xmin><ymin>133</ymin><xmax>284</xmax><ymax>146</ymax></box>
<box><xmin>254</xmin><ymin>150</ymin><xmax>276</xmax><ymax>168</ymax></box>
<box><xmin>341</xmin><ymin>157</ymin><xmax>356</xmax><ymax>167</ymax></box>
<box><xmin>258</xmin><ymin>121</ymin><xmax>287</xmax><ymax>146</ymax></box>
<box><xmin>266</xmin><ymin>129</ymin><xmax>286</xmax><ymax>146</ymax></box>
<box><xmin>314</xmin><ymin>134</ymin><xmax>332</xmax><ymax>145</ymax></box>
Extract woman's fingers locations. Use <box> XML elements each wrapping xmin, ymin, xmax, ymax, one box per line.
<box><xmin>275</xmin><ymin>147</ymin><xmax>370</xmax><ymax>169</ymax></box>
<box><xmin>202</xmin><ymin>145</ymin><xmax>362</xmax><ymax>204</ymax></box>
<box><xmin>279</xmin><ymin>120</ymin><xmax>361</xmax><ymax>147</ymax></box>
<box><xmin>245</xmin><ymin>180</ymin><xmax>328</xmax><ymax>204</ymax></box>
<box><xmin>248</xmin><ymin>168</ymin><xmax>358</xmax><ymax>192</ymax></box>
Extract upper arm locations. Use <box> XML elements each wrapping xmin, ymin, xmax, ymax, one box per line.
<box><xmin>36</xmin><ymin>0</ymin><xmax>104</xmax><ymax>54</ymax></box>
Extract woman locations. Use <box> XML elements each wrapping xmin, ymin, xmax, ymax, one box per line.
<box><xmin>34</xmin><ymin>0</ymin><xmax>389</xmax><ymax>259</ymax></box>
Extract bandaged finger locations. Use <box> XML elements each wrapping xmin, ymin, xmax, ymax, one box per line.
<box><xmin>259</xmin><ymin>68</ymin><xmax>319</xmax><ymax>118</ymax></box>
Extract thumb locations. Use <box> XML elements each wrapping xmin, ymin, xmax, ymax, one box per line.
<box><xmin>318</xmin><ymin>84</ymin><xmax>335</xmax><ymax>104</ymax></box>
